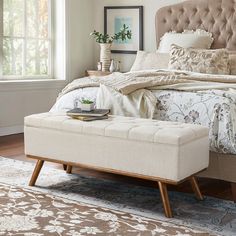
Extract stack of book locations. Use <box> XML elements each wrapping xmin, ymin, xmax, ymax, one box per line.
<box><xmin>66</xmin><ymin>108</ymin><xmax>110</xmax><ymax>121</ymax></box>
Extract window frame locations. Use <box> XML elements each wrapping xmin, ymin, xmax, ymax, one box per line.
<box><xmin>0</xmin><ymin>0</ymin><xmax>54</xmax><ymax>80</ymax></box>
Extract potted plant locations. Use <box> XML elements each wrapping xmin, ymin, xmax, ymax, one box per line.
<box><xmin>90</xmin><ymin>24</ymin><xmax>132</xmax><ymax>72</ymax></box>
<box><xmin>80</xmin><ymin>98</ymin><xmax>95</xmax><ymax>111</ymax></box>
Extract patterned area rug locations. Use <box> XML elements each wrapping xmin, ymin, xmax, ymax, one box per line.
<box><xmin>0</xmin><ymin>157</ymin><xmax>235</xmax><ymax>236</ymax></box>
<box><xmin>0</xmin><ymin>183</ymin><xmax>208</xmax><ymax>236</ymax></box>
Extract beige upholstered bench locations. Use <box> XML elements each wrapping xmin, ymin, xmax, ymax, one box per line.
<box><xmin>24</xmin><ymin>113</ymin><xmax>209</xmax><ymax>218</ymax></box>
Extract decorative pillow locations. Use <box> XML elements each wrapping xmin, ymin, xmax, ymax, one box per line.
<box><xmin>168</xmin><ymin>44</ymin><xmax>230</xmax><ymax>75</ymax></box>
<box><xmin>157</xmin><ymin>29</ymin><xmax>214</xmax><ymax>53</ymax></box>
<box><xmin>130</xmin><ymin>51</ymin><xmax>169</xmax><ymax>72</ymax></box>
<box><xmin>229</xmin><ymin>54</ymin><xmax>236</xmax><ymax>75</ymax></box>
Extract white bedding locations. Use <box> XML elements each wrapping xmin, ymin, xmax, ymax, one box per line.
<box><xmin>51</xmin><ymin>87</ymin><xmax>98</xmax><ymax>112</ymax></box>
<box><xmin>51</xmin><ymin>71</ymin><xmax>236</xmax><ymax>155</ymax></box>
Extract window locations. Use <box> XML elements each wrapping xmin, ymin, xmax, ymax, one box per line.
<box><xmin>0</xmin><ymin>0</ymin><xmax>52</xmax><ymax>79</ymax></box>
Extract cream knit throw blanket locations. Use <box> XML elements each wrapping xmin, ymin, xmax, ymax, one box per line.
<box><xmin>60</xmin><ymin>70</ymin><xmax>236</xmax><ymax>97</ymax></box>
<box><xmin>58</xmin><ymin>70</ymin><xmax>236</xmax><ymax>118</ymax></box>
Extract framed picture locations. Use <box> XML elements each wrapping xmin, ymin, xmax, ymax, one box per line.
<box><xmin>104</xmin><ymin>6</ymin><xmax>143</xmax><ymax>54</ymax></box>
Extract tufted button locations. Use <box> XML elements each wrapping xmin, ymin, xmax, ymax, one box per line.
<box><xmin>222</xmin><ymin>19</ymin><xmax>227</xmax><ymax>24</ymax></box>
<box><xmin>163</xmin><ymin>19</ymin><xmax>167</xmax><ymax>23</ymax></box>
<box><xmin>185</xmin><ymin>19</ymin><xmax>190</xmax><ymax>24</ymax></box>
<box><xmin>174</xmin><ymin>19</ymin><xmax>178</xmax><ymax>24</ymax></box>
<box><xmin>168</xmin><ymin>9</ymin><xmax>172</xmax><ymax>14</ymax></box>
<box><xmin>205</xmin><ymin>8</ymin><xmax>209</xmax><ymax>13</ymax></box>
<box><xmin>179</xmin><ymin>8</ymin><xmax>184</xmax><ymax>13</ymax></box>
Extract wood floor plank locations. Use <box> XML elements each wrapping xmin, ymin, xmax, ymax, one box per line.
<box><xmin>0</xmin><ymin>133</ymin><xmax>233</xmax><ymax>201</ymax></box>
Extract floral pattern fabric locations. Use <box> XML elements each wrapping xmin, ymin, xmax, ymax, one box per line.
<box><xmin>154</xmin><ymin>89</ymin><xmax>236</xmax><ymax>154</ymax></box>
<box><xmin>168</xmin><ymin>45</ymin><xmax>230</xmax><ymax>75</ymax></box>
<box><xmin>0</xmin><ymin>183</ymin><xmax>209</xmax><ymax>236</ymax></box>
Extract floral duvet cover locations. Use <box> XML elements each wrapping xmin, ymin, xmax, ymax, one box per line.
<box><xmin>153</xmin><ymin>90</ymin><xmax>236</xmax><ymax>154</ymax></box>
<box><xmin>51</xmin><ymin>88</ymin><xmax>236</xmax><ymax>155</ymax></box>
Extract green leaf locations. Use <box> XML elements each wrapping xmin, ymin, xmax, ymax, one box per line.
<box><xmin>90</xmin><ymin>24</ymin><xmax>132</xmax><ymax>44</ymax></box>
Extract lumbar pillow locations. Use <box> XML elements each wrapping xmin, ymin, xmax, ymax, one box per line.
<box><xmin>130</xmin><ymin>51</ymin><xmax>169</xmax><ymax>72</ymax></box>
<box><xmin>157</xmin><ymin>29</ymin><xmax>214</xmax><ymax>53</ymax></box>
<box><xmin>168</xmin><ymin>44</ymin><xmax>230</xmax><ymax>75</ymax></box>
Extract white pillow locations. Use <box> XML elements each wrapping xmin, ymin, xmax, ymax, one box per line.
<box><xmin>130</xmin><ymin>51</ymin><xmax>169</xmax><ymax>72</ymax></box>
<box><xmin>157</xmin><ymin>29</ymin><xmax>214</xmax><ymax>53</ymax></box>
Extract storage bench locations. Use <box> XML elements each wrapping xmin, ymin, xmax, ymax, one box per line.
<box><xmin>24</xmin><ymin>113</ymin><xmax>209</xmax><ymax>217</ymax></box>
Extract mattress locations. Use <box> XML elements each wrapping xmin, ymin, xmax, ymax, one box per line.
<box><xmin>51</xmin><ymin>87</ymin><xmax>236</xmax><ymax>155</ymax></box>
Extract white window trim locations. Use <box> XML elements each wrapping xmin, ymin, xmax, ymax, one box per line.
<box><xmin>0</xmin><ymin>0</ymin><xmax>54</xmax><ymax>80</ymax></box>
<box><xmin>0</xmin><ymin>78</ymin><xmax>66</xmax><ymax>92</ymax></box>
<box><xmin>0</xmin><ymin>0</ymin><xmax>69</xmax><ymax>85</ymax></box>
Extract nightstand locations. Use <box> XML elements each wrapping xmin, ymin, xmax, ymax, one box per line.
<box><xmin>85</xmin><ymin>70</ymin><xmax>111</xmax><ymax>77</ymax></box>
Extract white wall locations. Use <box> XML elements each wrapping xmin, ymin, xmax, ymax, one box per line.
<box><xmin>93</xmin><ymin>0</ymin><xmax>184</xmax><ymax>72</ymax></box>
<box><xmin>67</xmin><ymin>0</ymin><xmax>95</xmax><ymax>81</ymax></box>
<box><xmin>0</xmin><ymin>81</ymin><xmax>64</xmax><ymax>136</ymax></box>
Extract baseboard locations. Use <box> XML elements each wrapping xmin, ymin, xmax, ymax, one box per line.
<box><xmin>0</xmin><ymin>125</ymin><xmax>23</xmax><ymax>136</ymax></box>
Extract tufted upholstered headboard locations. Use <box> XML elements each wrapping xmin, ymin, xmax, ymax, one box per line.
<box><xmin>156</xmin><ymin>0</ymin><xmax>236</xmax><ymax>51</ymax></box>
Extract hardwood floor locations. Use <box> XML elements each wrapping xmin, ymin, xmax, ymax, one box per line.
<box><xmin>0</xmin><ymin>133</ymin><xmax>234</xmax><ymax>201</ymax></box>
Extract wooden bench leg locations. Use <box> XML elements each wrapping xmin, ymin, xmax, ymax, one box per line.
<box><xmin>190</xmin><ymin>176</ymin><xmax>204</xmax><ymax>200</ymax></box>
<box><xmin>63</xmin><ymin>164</ymin><xmax>67</xmax><ymax>171</ymax></box>
<box><xmin>66</xmin><ymin>165</ymin><xmax>73</xmax><ymax>174</ymax></box>
<box><xmin>231</xmin><ymin>183</ymin><xmax>236</xmax><ymax>203</ymax></box>
<box><xmin>29</xmin><ymin>160</ymin><xmax>44</xmax><ymax>186</ymax></box>
<box><xmin>158</xmin><ymin>181</ymin><xmax>173</xmax><ymax>218</ymax></box>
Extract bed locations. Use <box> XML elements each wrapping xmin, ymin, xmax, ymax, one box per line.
<box><xmin>155</xmin><ymin>0</ymin><xmax>236</xmax><ymax>199</ymax></box>
<box><xmin>51</xmin><ymin>0</ymin><xmax>236</xmax><ymax>200</ymax></box>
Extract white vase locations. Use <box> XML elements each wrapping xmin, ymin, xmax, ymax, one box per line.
<box><xmin>109</xmin><ymin>59</ymin><xmax>116</xmax><ymax>72</ymax></box>
<box><xmin>100</xmin><ymin>43</ymin><xmax>112</xmax><ymax>72</ymax></box>
<box><xmin>116</xmin><ymin>61</ymin><xmax>121</xmax><ymax>72</ymax></box>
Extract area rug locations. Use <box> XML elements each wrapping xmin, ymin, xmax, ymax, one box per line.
<box><xmin>0</xmin><ymin>182</ymin><xmax>208</xmax><ymax>236</ymax></box>
<box><xmin>0</xmin><ymin>157</ymin><xmax>235</xmax><ymax>235</ymax></box>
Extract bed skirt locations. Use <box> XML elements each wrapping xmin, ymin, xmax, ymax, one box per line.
<box><xmin>198</xmin><ymin>152</ymin><xmax>236</xmax><ymax>183</ymax></box>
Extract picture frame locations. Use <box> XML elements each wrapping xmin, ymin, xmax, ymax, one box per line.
<box><xmin>104</xmin><ymin>6</ymin><xmax>144</xmax><ymax>54</ymax></box>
